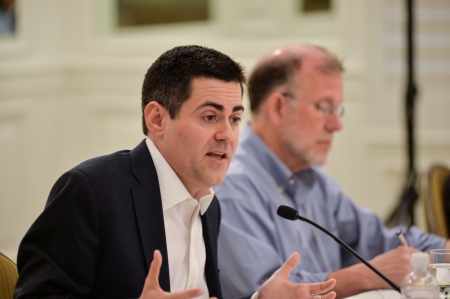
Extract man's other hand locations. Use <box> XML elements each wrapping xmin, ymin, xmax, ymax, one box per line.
<box><xmin>368</xmin><ymin>245</ymin><xmax>419</xmax><ymax>287</ymax></box>
<box><xmin>327</xmin><ymin>245</ymin><xmax>419</xmax><ymax>298</ymax></box>
<box><xmin>256</xmin><ymin>252</ymin><xmax>336</xmax><ymax>299</ymax></box>
<box><xmin>140</xmin><ymin>250</ymin><xmax>217</xmax><ymax>299</ymax></box>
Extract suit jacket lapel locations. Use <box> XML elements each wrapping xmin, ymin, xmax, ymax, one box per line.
<box><xmin>201</xmin><ymin>197</ymin><xmax>222</xmax><ymax>299</ymax></box>
<box><xmin>130</xmin><ymin>140</ymin><xmax>171</xmax><ymax>292</ymax></box>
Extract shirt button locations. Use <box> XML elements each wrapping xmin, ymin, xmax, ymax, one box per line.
<box><xmin>277</xmin><ymin>187</ymin><xmax>284</xmax><ymax>193</ymax></box>
<box><xmin>189</xmin><ymin>283</ymin><xmax>194</xmax><ymax>289</ymax></box>
<box><xmin>288</xmin><ymin>178</ymin><xmax>295</xmax><ymax>185</ymax></box>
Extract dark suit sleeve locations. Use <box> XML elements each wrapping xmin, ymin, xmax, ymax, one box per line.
<box><xmin>15</xmin><ymin>169</ymin><xmax>100</xmax><ymax>299</ymax></box>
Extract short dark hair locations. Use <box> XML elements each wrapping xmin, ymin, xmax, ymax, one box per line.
<box><xmin>248</xmin><ymin>45</ymin><xmax>344</xmax><ymax>113</ymax></box>
<box><xmin>141</xmin><ymin>45</ymin><xmax>246</xmax><ymax>135</ymax></box>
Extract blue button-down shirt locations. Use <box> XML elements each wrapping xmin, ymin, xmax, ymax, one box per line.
<box><xmin>214</xmin><ymin>124</ymin><xmax>445</xmax><ymax>299</ymax></box>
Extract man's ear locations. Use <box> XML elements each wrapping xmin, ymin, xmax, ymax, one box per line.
<box><xmin>144</xmin><ymin>101</ymin><xmax>168</xmax><ymax>138</ymax></box>
<box><xmin>266</xmin><ymin>92</ymin><xmax>287</xmax><ymax>127</ymax></box>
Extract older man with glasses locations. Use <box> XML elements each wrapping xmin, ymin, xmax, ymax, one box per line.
<box><xmin>213</xmin><ymin>44</ymin><xmax>449</xmax><ymax>299</ymax></box>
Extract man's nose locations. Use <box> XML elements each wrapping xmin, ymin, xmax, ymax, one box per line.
<box><xmin>215</xmin><ymin>120</ymin><xmax>235</xmax><ymax>143</ymax></box>
<box><xmin>326</xmin><ymin>112</ymin><xmax>343</xmax><ymax>132</ymax></box>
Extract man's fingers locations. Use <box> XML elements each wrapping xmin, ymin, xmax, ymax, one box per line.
<box><xmin>309</xmin><ymin>279</ymin><xmax>336</xmax><ymax>299</ymax></box>
<box><xmin>273</xmin><ymin>252</ymin><xmax>300</xmax><ymax>279</ymax></box>
<box><xmin>142</xmin><ymin>251</ymin><xmax>208</xmax><ymax>299</ymax></box>
<box><xmin>141</xmin><ymin>250</ymin><xmax>165</xmax><ymax>298</ymax></box>
<box><xmin>309</xmin><ymin>278</ymin><xmax>336</xmax><ymax>294</ymax></box>
<box><xmin>314</xmin><ymin>291</ymin><xmax>336</xmax><ymax>299</ymax></box>
<box><xmin>147</xmin><ymin>250</ymin><xmax>162</xmax><ymax>287</ymax></box>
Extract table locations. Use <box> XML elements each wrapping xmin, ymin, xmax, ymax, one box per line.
<box><xmin>344</xmin><ymin>290</ymin><xmax>401</xmax><ymax>299</ymax></box>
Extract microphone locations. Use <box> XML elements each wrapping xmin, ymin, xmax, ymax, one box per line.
<box><xmin>277</xmin><ymin>205</ymin><xmax>400</xmax><ymax>293</ymax></box>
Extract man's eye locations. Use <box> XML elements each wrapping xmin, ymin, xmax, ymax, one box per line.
<box><xmin>230</xmin><ymin>116</ymin><xmax>241</xmax><ymax>125</ymax></box>
<box><xmin>317</xmin><ymin>103</ymin><xmax>332</xmax><ymax>114</ymax></box>
<box><xmin>203</xmin><ymin>115</ymin><xmax>216</xmax><ymax>122</ymax></box>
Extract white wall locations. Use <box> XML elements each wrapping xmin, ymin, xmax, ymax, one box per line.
<box><xmin>326</xmin><ymin>0</ymin><xmax>450</xmax><ymax>222</ymax></box>
<box><xmin>0</xmin><ymin>0</ymin><xmax>449</xmax><ymax>261</ymax></box>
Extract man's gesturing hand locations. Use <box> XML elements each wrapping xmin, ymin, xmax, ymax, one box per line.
<box><xmin>140</xmin><ymin>250</ymin><xmax>217</xmax><ymax>299</ymax></box>
<box><xmin>256</xmin><ymin>252</ymin><xmax>336</xmax><ymax>299</ymax></box>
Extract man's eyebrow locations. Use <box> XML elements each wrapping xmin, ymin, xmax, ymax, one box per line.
<box><xmin>196</xmin><ymin>101</ymin><xmax>245</xmax><ymax>113</ymax></box>
<box><xmin>233</xmin><ymin>105</ymin><xmax>245</xmax><ymax>113</ymax></box>
<box><xmin>197</xmin><ymin>101</ymin><xmax>224</xmax><ymax>111</ymax></box>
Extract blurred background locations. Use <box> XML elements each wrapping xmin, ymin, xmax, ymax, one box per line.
<box><xmin>0</xmin><ymin>0</ymin><xmax>449</xmax><ymax>260</ymax></box>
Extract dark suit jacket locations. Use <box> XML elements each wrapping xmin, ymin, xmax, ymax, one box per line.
<box><xmin>15</xmin><ymin>140</ymin><xmax>223</xmax><ymax>299</ymax></box>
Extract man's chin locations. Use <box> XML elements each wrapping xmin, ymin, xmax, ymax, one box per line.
<box><xmin>309</xmin><ymin>156</ymin><xmax>328</xmax><ymax>167</ymax></box>
<box><xmin>210</xmin><ymin>176</ymin><xmax>227</xmax><ymax>187</ymax></box>
<box><xmin>200</xmin><ymin>173</ymin><xmax>227</xmax><ymax>189</ymax></box>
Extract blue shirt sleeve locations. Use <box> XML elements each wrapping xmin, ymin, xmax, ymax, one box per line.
<box><xmin>312</xmin><ymin>168</ymin><xmax>445</xmax><ymax>268</ymax></box>
<box><xmin>326</xmin><ymin>173</ymin><xmax>446</xmax><ymax>266</ymax></box>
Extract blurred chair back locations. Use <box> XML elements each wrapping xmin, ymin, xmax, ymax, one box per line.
<box><xmin>419</xmin><ymin>164</ymin><xmax>450</xmax><ymax>238</ymax></box>
<box><xmin>0</xmin><ymin>252</ymin><xmax>18</xmax><ymax>299</ymax></box>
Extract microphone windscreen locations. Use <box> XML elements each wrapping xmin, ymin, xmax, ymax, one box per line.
<box><xmin>277</xmin><ymin>205</ymin><xmax>298</xmax><ymax>221</ymax></box>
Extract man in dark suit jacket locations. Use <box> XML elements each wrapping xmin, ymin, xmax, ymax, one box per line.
<box><xmin>14</xmin><ymin>45</ymin><xmax>336</xmax><ymax>299</ymax></box>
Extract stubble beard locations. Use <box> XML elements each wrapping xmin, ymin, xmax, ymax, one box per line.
<box><xmin>190</xmin><ymin>157</ymin><xmax>228</xmax><ymax>190</ymax></box>
<box><xmin>280</xmin><ymin>129</ymin><xmax>329</xmax><ymax>170</ymax></box>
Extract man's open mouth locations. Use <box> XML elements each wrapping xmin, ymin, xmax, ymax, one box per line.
<box><xmin>206</xmin><ymin>152</ymin><xmax>227</xmax><ymax>159</ymax></box>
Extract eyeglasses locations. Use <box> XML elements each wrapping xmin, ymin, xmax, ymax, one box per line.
<box><xmin>282</xmin><ymin>92</ymin><xmax>344</xmax><ymax>118</ymax></box>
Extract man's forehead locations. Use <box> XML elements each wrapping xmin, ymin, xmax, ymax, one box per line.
<box><xmin>294</xmin><ymin>57</ymin><xmax>341</xmax><ymax>80</ymax></box>
<box><xmin>191</xmin><ymin>76</ymin><xmax>244</xmax><ymax>95</ymax></box>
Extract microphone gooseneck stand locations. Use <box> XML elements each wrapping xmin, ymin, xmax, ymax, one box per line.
<box><xmin>277</xmin><ymin>205</ymin><xmax>401</xmax><ymax>293</ymax></box>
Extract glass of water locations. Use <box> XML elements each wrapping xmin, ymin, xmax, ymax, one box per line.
<box><xmin>429</xmin><ymin>249</ymin><xmax>450</xmax><ymax>299</ymax></box>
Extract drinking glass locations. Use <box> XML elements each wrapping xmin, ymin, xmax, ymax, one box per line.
<box><xmin>429</xmin><ymin>249</ymin><xmax>450</xmax><ymax>299</ymax></box>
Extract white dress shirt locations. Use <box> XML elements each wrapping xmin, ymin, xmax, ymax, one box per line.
<box><xmin>146</xmin><ymin>138</ymin><xmax>213</xmax><ymax>299</ymax></box>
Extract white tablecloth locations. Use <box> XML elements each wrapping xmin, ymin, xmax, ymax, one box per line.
<box><xmin>344</xmin><ymin>290</ymin><xmax>401</xmax><ymax>299</ymax></box>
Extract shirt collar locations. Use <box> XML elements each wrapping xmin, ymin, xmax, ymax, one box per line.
<box><xmin>145</xmin><ymin>138</ymin><xmax>214</xmax><ymax>215</ymax></box>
